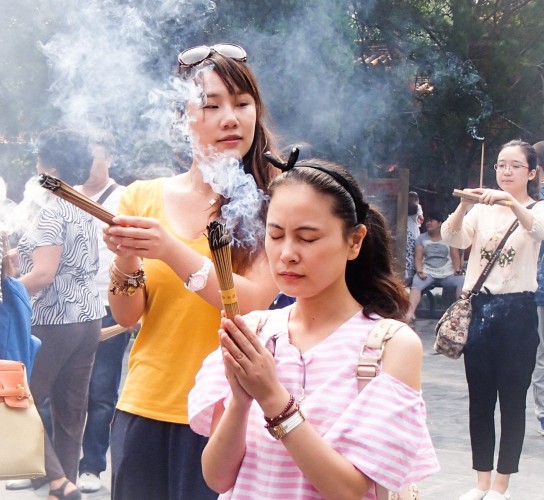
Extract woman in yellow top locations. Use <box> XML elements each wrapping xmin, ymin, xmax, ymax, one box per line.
<box><xmin>104</xmin><ymin>44</ymin><xmax>280</xmax><ymax>499</ymax></box>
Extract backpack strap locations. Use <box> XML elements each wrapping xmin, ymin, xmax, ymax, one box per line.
<box><xmin>356</xmin><ymin>318</ymin><xmax>406</xmax><ymax>393</ymax></box>
<box><xmin>357</xmin><ymin>319</ymin><xmax>419</xmax><ymax>500</ymax></box>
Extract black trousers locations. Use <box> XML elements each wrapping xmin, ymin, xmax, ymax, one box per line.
<box><xmin>464</xmin><ymin>292</ymin><xmax>539</xmax><ymax>474</ymax></box>
<box><xmin>111</xmin><ymin>410</ymin><xmax>218</xmax><ymax>500</ymax></box>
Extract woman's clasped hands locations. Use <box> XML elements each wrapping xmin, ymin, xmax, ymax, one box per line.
<box><xmin>219</xmin><ymin>315</ymin><xmax>287</xmax><ymax>414</ymax></box>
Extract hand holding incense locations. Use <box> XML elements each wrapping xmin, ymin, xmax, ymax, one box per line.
<box><xmin>452</xmin><ymin>189</ymin><xmax>512</xmax><ymax>207</ymax></box>
<box><xmin>207</xmin><ymin>220</ymin><xmax>240</xmax><ymax>320</ymax></box>
<box><xmin>39</xmin><ymin>173</ymin><xmax>115</xmax><ymax>224</ymax></box>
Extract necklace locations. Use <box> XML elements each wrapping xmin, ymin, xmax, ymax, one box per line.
<box><xmin>193</xmin><ymin>187</ymin><xmax>219</xmax><ymax>206</ymax></box>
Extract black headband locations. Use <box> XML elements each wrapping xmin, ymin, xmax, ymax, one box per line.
<box><xmin>264</xmin><ymin>148</ymin><xmax>366</xmax><ymax>223</ymax></box>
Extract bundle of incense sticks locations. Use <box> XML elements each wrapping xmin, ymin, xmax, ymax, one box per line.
<box><xmin>452</xmin><ymin>189</ymin><xmax>511</xmax><ymax>207</ymax></box>
<box><xmin>207</xmin><ymin>220</ymin><xmax>240</xmax><ymax>320</ymax></box>
<box><xmin>99</xmin><ymin>324</ymin><xmax>128</xmax><ymax>342</ymax></box>
<box><xmin>39</xmin><ymin>173</ymin><xmax>115</xmax><ymax>224</ymax></box>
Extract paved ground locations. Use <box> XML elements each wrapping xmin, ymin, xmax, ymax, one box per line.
<box><xmin>2</xmin><ymin>318</ymin><xmax>543</xmax><ymax>499</ymax></box>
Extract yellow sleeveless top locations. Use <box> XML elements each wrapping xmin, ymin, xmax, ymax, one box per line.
<box><xmin>116</xmin><ymin>178</ymin><xmax>220</xmax><ymax>423</ymax></box>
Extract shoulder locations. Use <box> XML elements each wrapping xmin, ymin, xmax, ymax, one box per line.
<box><xmin>415</xmin><ymin>233</ymin><xmax>426</xmax><ymax>244</ymax></box>
<box><xmin>120</xmin><ymin>178</ymin><xmax>167</xmax><ymax>214</ymax></box>
<box><xmin>386</xmin><ymin>322</ymin><xmax>421</xmax><ymax>354</ymax></box>
<box><xmin>124</xmin><ymin>177</ymin><xmax>164</xmax><ymax>195</ymax></box>
<box><xmin>532</xmin><ymin>200</ymin><xmax>544</xmax><ymax>214</ymax></box>
<box><xmin>382</xmin><ymin>322</ymin><xmax>422</xmax><ymax>390</ymax></box>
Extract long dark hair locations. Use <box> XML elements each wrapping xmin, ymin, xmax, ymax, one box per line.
<box><xmin>179</xmin><ymin>51</ymin><xmax>280</xmax><ymax>273</ymax></box>
<box><xmin>268</xmin><ymin>159</ymin><xmax>409</xmax><ymax>319</ymax></box>
<box><xmin>500</xmin><ymin>139</ymin><xmax>540</xmax><ymax>200</ymax></box>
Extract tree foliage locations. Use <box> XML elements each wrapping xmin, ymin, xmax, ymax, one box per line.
<box><xmin>1</xmin><ymin>0</ymin><xmax>543</xmax><ymax>212</ymax></box>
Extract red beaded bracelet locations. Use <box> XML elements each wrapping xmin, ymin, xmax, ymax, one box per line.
<box><xmin>265</xmin><ymin>403</ymin><xmax>300</xmax><ymax>429</ymax></box>
<box><xmin>264</xmin><ymin>395</ymin><xmax>295</xmax><ymax>426</ymax></box>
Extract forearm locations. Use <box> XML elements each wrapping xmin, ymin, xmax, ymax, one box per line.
<box><xmin>280</xmin><ymin>421</ymin><xmax>371</xmax><ymax>499</ymax></box>
<box><xmin>108</xmin><ymin>255</ymin><xmax>146</xmax><ymax>326</ymax></box>
<box><xmin>19</xmin><ymin>270</ymin><xmax>52</xmax><ymax>296</ymax></box>
<box><xmin>164</xmin><ymin>243</ymin><xmax>278</xmax><ymax>313</ymax></box>
<box><xmin>202</xmin><ymin>400</ymin><xmax>250</xmax><ymax>494</ymax></box>
<box><xmin>451</xmin><ymin>249</ymin><xmax>461</xmax><ymax>272</ymax></box>
<box><xmin>510</xmin><ymin>201</ymin><xmax>536</xmax><ymax>231</ymax></box>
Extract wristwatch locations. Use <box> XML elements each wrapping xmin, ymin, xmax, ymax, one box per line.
<box><xmin>266</xmin><ymin>408</ymin><xmax>306</xmax><ymax>440</ymax></box>
<box><xmin>185</xmin><ymin>257</ymin><xmax>212</xmax><ymax>292</ymax></box>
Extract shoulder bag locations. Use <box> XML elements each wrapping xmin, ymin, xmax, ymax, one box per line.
<box><xmin>357</xmin><ymin>318</ymin><xmax>419</xmax><ymax>500</ymax></box>
<box><xmin>434</xmin><ymin>209</ymin><xmax>533</xmax><ymax>359</ymax></box>
<box><xmin>0</xmin><ymin>359</ymin><xmax>45</xmax><ymax>479</ymax></box>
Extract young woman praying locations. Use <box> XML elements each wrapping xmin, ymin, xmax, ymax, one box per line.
<box><xmin>189</xmin><ymin>155</ymin><xmax>439</xmax><ymax>499</ymax></box>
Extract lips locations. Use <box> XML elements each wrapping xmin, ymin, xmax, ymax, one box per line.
<box><xmin>279</xmin><ymin>271</ymin><xmax>303</xmax><ymax>281</ymax></box>
<box><xmin>218</xmin><ymin>135</ymin><xmax>242</xmax><ymax>143</ymax></box>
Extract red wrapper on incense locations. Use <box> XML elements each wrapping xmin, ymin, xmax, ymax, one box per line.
<box><xmin>39</xmin><ymin>173</ymin><xmax>115</xmax><ymax>224</ymax></box>
<box><xmin>207</xmin><ymin>220</ymin><xmax>240</xmax><ymax>320</ymax></box>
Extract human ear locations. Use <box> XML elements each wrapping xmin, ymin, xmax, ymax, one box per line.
<box><xmin>348</xmin><ymin>224</ymin><xmax>367</xmax><ymax>259</ymax></box>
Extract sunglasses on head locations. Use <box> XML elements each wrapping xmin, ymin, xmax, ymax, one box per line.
<box><xmin>178</xmin><ymin>43</ymin><xmax>247</xmax><ymax>68</ymax></box>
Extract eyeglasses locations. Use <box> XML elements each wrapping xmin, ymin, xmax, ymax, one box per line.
<box><xmin>493</xmin><ymin>163</ymin><xmax>529</xmax><ymax>171</ymax></box>
<box><xmin>178</xmin><ymin>43</ymin><xmax>247</xmax><ymax>68</ymax></box>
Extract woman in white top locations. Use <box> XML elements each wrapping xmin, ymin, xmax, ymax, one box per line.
<box><xmin>442</xmin><ymin>139</ymin><xmax>544</xmax><ymax>500</ymax></box>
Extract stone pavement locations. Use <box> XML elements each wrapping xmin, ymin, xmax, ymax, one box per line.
<box><xmin>1</xmin><ymin>319</ymin><xmax>543</xmax><ymax>499</ymax></box>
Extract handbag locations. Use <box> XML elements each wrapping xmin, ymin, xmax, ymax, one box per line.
<box><xmin>434</xmin><ymin>210</ymin><xmax>531</xmax><ymax>359</ymax></box>
<box><xmin>357</xmin><ymin>319</ymin><xmax>420</xmax><ymax>500</ymax></box>
<box><xmin>0</xmin><ymin>359</ymin><xmax>46</xmax><ymax>480</ymax></box>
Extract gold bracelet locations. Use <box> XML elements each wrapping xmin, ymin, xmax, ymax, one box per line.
<box><xmin>109</xmin><ymin>257</ymin><xmax>146</xmax><ymax>296</ymax></box>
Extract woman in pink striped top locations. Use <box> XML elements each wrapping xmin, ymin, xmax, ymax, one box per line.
<box><xmin>189</xmin><ymin>155</ymin><xmax>439</xmax><ymax>499</ymax></box>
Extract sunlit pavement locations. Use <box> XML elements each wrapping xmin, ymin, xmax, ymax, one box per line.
<box><xmin>2</xmin><ymin>320</ymin><xmax>543</xmax><ymax>499</ymax></box>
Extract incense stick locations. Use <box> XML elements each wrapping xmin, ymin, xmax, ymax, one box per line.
<box><xmin>207</xmin><ymin>220</ymin><xmax>240</xmax><ymax>320</ymax></box>
<box><xmin>452</xmin><ymin>189</ymin><xmax>511</xmax><ymax>207</ymax></box>
<box><xmin>39</xmin><ymin>173</ymin><xmax>115</xmax><ymax>225</ymax></box>
<box><xmin>479</xmin><ymin>142</ymin><xmax>485</xmax><ymax>188</ymax></box>
<box><xmin>99</xmin><ymin>324</ymin><xmax>128</xmax><ymax>341</ymax></box>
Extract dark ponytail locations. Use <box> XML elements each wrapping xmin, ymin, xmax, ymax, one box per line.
<box><xmin>347</xmin><ymin>206</ymin><xmax>409</xmax><ymax>319</ymax></box>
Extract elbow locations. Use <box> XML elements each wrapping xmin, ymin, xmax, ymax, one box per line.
<box><xmin>109</xmin><ymin>306</ymin><xmax>141</xmax><ymax>328</ymax></box>
<box><xmin>113</xmin><ymin>312</ymin><xmax>141</xmax><ymax>328</ymax></box>
<box><xmin>202</xmin><ymin>470</ymin><xmax>235</xmax><ymax>494</ymax></box>
<box><xmin>323</xmin><ymin>486</ymin><xmax>366</xmax><ymax>500</ymax></box>
<box><xmin>23</xmin><ymin>272</ymin><xmax>54</xmax><ymax>295</ymax></box>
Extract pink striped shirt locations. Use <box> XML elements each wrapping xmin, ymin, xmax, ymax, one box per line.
<box><xmin>189</xmin><ymin>306</ymin><xmax>439</xmax><ymax>499</ymax></box>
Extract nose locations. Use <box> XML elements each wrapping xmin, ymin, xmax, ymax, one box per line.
<box><xmin>221</xmin><ymin>104</ymin><xmax>239</xmax><ymax>129</ymax></box>
<box><xmin>279</xmin><ymin>239</ymin><xmax>298</xmax><ymax>264</ymax></box>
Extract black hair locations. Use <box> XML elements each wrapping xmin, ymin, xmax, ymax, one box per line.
<box><xmin>37</xmin><ymin>128</ymin><xmax>94</xmax><ymax>186</ymax></box>
<box><xmin>425</xmin><ymin>211</ymin><xmax>444</xmax><ymax>223</ymax></box>
<box><xmin>268</xmin><ymin>159</ymin><xmax>409</xmax><ymax>320</ymax></box>
<box><xmin>533</xmin><ymin>141</ymin><xmax>544</xmax><ymax>168</ymax></box>
<box><xmin>500</xmin><ymin>139</ymin><xmax>539</xmax><ymax>200</ymax></box>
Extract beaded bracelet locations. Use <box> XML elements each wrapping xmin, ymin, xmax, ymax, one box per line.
<box><xmin>265</xmin><ymin>403</ymin><xmax>300</xmax><ymax>429</ymax></box>
<box><xmin>109</xmin><ymin>257</ymin><xmax>146</xmax><ymax>296</ymax></box>
<box><xmin>264</xmin><ymin>395</ymin><xmax>295</xmax><ymax>426</ymax></box>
